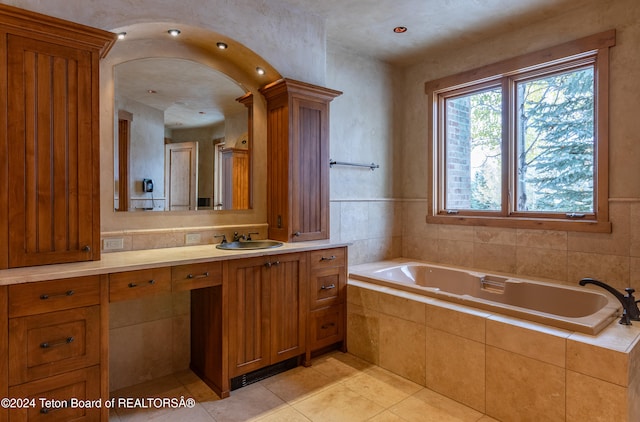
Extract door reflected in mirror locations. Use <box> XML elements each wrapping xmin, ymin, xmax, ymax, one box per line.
<box><xmin>114</xmin><ymin>57</ymin><xmax>252</xmax><ymax>212</ymax></box>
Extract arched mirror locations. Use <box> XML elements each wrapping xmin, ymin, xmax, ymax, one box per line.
<box><xmin>114</xmin><ymin>57</ymin><xmax>251</xmax><ymax>212</ymax></box>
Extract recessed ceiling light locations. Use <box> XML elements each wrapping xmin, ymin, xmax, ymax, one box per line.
<box><xmin>216</xmin><ymin>42</ymin><xmax>228</xmax><ymax>50</ymax></box>
<box><xmin>117</xmin><ymin>32</ymin><xmax>127</xmax><ymax>40</ymax></box>
<box><xmin>393</xmin><ymin>26</ymin><xmax>408</xmax><ymax>33</ymax></box>
<box><xmin>168</xmin><ymin>29</ymin><xmax>181</xmax><ymax>37</ymax></box>
<box><xmin>256</xmin><ymin>67</ymin><xmax>265</xmax><ymax>75</ymax></box>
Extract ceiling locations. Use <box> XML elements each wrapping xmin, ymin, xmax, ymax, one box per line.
<box><xmin>272</xmin><ymin>0</ymin><xmax>583</xmax><ymax>66</ymax></box>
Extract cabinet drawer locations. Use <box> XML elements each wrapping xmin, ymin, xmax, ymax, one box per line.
<box><xmin>172</xmin><ymin>262</ymin><xmax>222</xmax><ymax>291</ymax></box>
<box><xmin>309</xmin><ymin>248</ymin><xmax>346</xmax><ymax>269</ymax></box>
<box><xmin>9</xmin><ymin>306</ymin><xmax>100</xmax><ymax>386</ymax></box>
<box><xmin>8</xmin><ymin>276</ymin><xmax>100</xmax><ymax>318</ymax></box>
<box><xmin>8</xmin><ymin>365</ymin><xmax>101</xmax><ymax>421</ymax></box>
<box><xmin>309</xmin><ymin>306</ymin><xmax>344</xmax><ymax>351</ymax></box>
<box><xmin>309</xmin><ymin>267</ymin><xmax>345</xmax><ymax>310</ymax></box>
<box><xmin>109</xmin><ymin>267</ymin><xmax>171</xmax><ymax>302</ymax></box>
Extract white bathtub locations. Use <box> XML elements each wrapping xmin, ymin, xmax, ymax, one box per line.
<box><xmin>348</xmin><ymin>260</ymin><xmax>620</xmax><ymax>335</ymax></box>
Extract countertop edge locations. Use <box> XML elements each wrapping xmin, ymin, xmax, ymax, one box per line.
<box><xmin>0</xmin><ymin>240</ymin><xmax>350</xmax><ymax>285</ymax></box>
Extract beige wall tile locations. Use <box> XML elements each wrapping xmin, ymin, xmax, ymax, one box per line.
<box><xmin>425</xmin><ymin>303</ymin><xmax>487</xmax><ymax>343</ymax></box>
<box><xmin>377</xmin><ymin>291</ymin><xmax>426</xmax><ymax>324</ymax></box>
<box><xmin>630</xmin><ymin>203</ymin><xmax>640</xmax><ymax>257</ymax></box>
<box><xmin>486</xmin><ymin>346</ymin><xmax>565</xmax><ymax>422</ymax></box>
<box><xmin>437</xmin><ymin>239</ymin><xmax>474</xmax><ymax>267</ymax></box>
<box><xmin>568</xmin><ymin>202</ymin><xmax>630</xmax><ymax>256</ymax></box>
<box><xmin>403</xmin><ymin>234</ymin><xmax>439</xmax><ymax>262</ymax></box>
<box><xmin>516</xmin><ymin>246</ymin><xmax>567</xmax><ymax>281</ymax></box>
<box><xmin>474</xmin><ymin>227</ymin><xmax>516</xmax><ymax>245</ymax></box>
<box><xmin>346</xmin><ymin>303</ymin><xmax>380</xmax><ymax>364</ymax></box>
<box><xmin>109</xmin><ymin>293</ymin><xmax>173</xmax><ymax>328</ymax></box>
<box><xmin>425</xmin><ymin>327</ymin><xmax>485</xmax><ymax>412</ymax></box>
<box><xmin>346</xmin><ymin>284</ymin><xmax>380</xmax><ymax>309</ymax></box>
<box><xmin>403</xmin><ymin>201</ymin><xmax>436</xmax><ymax>238</ymax></box>
<box><xmin>486</xmin><ymin>317</ymin><xmax>569</xmax><ymax>367</ymax></box>
<box><xmin>567</xmin><ymin>251</ymin><xmax>630</xmax><ymax>290</ymax></box>
<box><xmin>472</xmin><ymin>242</ymin><xmax>517</xmax><ymax>274</ymax></box>
<box><xmin>566</xmin><ymin>371</ymin><xmax>628</xmax><ymax>422</ymax></box>
<box><xmin>110</xmin><ymin>319</ymin><xmax>175</xmax><ymax>391</ymax></box>
<box><xmin>567</xmin><ymin>340</ymin><xmax>630</xmax><ymax>386</ymax></box>
<box><xmin>438</xmin><ymin>225</ymin><xmax>475</xmax><ymax>242</ymax></box>
<box><xmin>379</xmin><ymin>315</ymin><xmax>426</xmax><ymax>385</ymax></box>
<box><xmin>516</xmin><ymin>229</ymin><xmax>567</xmax><ymax>251</ymax></box>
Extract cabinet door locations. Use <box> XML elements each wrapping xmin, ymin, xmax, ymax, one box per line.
<box><xmin>269</xmin><ymin>253</ymin><xmax>306</xmax><ymax>363</ymax></box>
<box><xmin>290</xmin><ymin>97</ymin><xmax>330</xmax><ymax>241</ymax></box>
<box><xmin>7</xmin><ymin>34</ymin><xmax>98</xmax><ymax>267</ymax></box>
<box><xmin>227</xmin><ymin>257</ymin><xmax>270</xmax><ymax>377</ymax></box>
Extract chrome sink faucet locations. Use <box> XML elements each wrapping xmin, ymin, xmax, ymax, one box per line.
<box><xmin>579</xmin><ymin>278</ymin><xmax>640</xmax><ymax>325</ymax></box>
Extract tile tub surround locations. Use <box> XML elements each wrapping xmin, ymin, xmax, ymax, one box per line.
<box><xmin>347</xmin><ymin>267</ymin><xmax>640</xmax><ymax>421</ymax></box>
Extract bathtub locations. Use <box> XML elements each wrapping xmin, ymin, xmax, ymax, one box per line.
<box><xmin>348</xmin><ymin>259</ymin><xmax>620</xmax><ymax>335</ymax></box>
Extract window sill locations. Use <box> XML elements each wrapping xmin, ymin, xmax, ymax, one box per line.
<box><xmin>426</xmin><ymin>214</ymin><xmax>612</xmax><ymax>233</ymax></box>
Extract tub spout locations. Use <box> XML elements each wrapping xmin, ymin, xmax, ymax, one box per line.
<box><xmin>579</xmin><ymin>278</ymin><xmax>640</xmax><ymax>325</ymax></box>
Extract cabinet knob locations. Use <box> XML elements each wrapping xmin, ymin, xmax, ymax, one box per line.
<box><xmin>293</xmin><ymin>231</ymin><xmax>301</xmax><ymax>237</ymax></box>
<box><xmin>82</xmin><ymin>245</ymin><xmax>91</xmax><ymax>252</ymax></box>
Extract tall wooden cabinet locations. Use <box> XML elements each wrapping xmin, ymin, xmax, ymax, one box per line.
<box><xmin>0</xmin><ymin>4</ymin><xmax>115</xmax><ymax>268</ymax></box>
<box><xmin>260</xmin><ymin>79</ymin><xmax>341</xmax><ymax>243</ymax></box>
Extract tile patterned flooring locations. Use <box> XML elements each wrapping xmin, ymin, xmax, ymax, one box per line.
<box><xmin>109</xmin><ymin>352</ymin><xmax>499</xmax><ymax>421</ymax></box>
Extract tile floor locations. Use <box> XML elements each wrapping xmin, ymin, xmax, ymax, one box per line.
<box><xmin>109</xmin><ymin>352</ymin><xmax>499</xmax><ymax>421</ymax></box>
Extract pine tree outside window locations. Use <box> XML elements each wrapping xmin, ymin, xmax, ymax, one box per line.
<box><xmin>425</xmin><ymin>31</ymin><xmax>615</xmax><ymax>232</ymax></box>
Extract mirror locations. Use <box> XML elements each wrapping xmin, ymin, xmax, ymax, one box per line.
<box><xmin>114</xmin><ymin>57</ymin><xmax>251</xmax><ymax>212</ymax></box>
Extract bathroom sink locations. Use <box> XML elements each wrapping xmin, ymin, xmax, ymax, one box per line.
<box><xmin>216</xmin><ymin>240</ymin><xmax>283</xmax><ymax>250</ymax></box>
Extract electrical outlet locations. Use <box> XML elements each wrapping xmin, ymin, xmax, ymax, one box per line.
<box><xmin>103</xmin><ymin>238</ymin><xmax>124</xmax><ymax>250</ymax></box>
<box><xmin>185</xmin><ymin>233</ymin><xmax>201</xmax><ymax>245</ymax></box>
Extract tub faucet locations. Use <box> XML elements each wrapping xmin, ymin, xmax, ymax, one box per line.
<box><xmin>579</xmin><ymin>278</ymin><xmax>640</xmax><ymax>325</ymax></box>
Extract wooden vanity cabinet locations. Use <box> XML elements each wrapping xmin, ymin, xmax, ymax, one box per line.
<box><xmin>6</xmin><ymin>276</ymin><xmax>106</xmax><ymax>421</ymax></box>
<box><xmin>0</xmin><ymin>4</ymin><xmax>115</xmax><ymax>269</ymax></box>
<box><xmin>306</xmin><ymin>247</ymin><xmax>347</xmax><ymax>362</ymax></box>
<box><xmin>227</xmin><ymin>252</ymin><xmax>307</xmax><ymax>378</ymax></box>
<box><xmin>260</xmin><ymin>79</ymin><xmax>342</xmax><ymax>243</ymax></box>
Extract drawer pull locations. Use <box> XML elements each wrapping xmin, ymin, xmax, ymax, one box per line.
<box><xmin>320</xmin><ymin>255</ymin><xmax>337</xmax><ymax>261</ymax></box>
<box><xmin>187</xmin><ymin>272</ymin><xmax>210</xmax><ymax>279</ymax></box>
<box><xmin>321</xmin><ymin>322</ymin><xmax>336</xmax><ymax>329</ymax></box>
<box><xmin>40</xmin><ymin>290</ymin><xmax>75</xmax><ymax>300</ymax></box>
<box><xmin>41</xmin><ymin>400</ymin><xmax>71</xmax><ymax>414</ymax></box>
<box><xmin>40</xmin><ymin>336</ymin><xmax>75</xmax><ymax>349</ymax></box>
<box><xmin>320</xmin><ymin>284</ymin><xmax>336</xmax><ymax>290</ymax></box>
<box><xmin>264</xmin><ymin>260</ymin><xmax>280</xmax><ymax>268</ymax></box>
<box><xmin>128</xmin><ymin>279</ymin><xmax>156</xmax><ymax>288</ymax></box>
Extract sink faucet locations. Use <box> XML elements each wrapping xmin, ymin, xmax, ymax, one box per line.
<box><xmin>579</xmin><ymin>278</ymin><xmax>640</xmax><ymax>325</ymax></box>
<box><xmin>233</xmin><ymin>232</ymin><xmax>246</xmax><ymax>242</ymax></box>
<box><xmin>214</xmin><ymin>234</ymin><xmax>227</xmax><ymax>244</ymax></box>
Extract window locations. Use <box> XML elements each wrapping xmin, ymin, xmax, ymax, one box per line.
<box><xmin>425</xmin><ymin>30</ymin><xmax>615</xmax><ymax>232</ymax></box>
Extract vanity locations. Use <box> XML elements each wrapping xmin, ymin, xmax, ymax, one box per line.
<box><xmin>0</xmin><ymin>241</ymin><xmax>347</xmax><ymax>420</ymax></box>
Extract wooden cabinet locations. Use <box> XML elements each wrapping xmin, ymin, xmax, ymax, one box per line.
<box><xmin>6</xmin><ymin>276</ymin><xmax>105</xmax><ymax>421</ymax></box>
<box><xmin>227</xmin><ymin>253</ymin><xmax>307</xmax><ymax>377</ymax></box>
<box><xmin>0</xmin><ymin>4</ymin><xmax>115</xmax><ymax>269</ymax></box>
<box><xmin>306</xmin><ymin>247</ymin><xmax>347</xmax><ymax>362</ymax></box>
<box><xmin>260</xmin><ymin>79</ymin><xmax>341</xmax><ymax>242</ymax></box>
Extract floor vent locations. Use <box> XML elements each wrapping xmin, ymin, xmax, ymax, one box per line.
<box><xmin>230</xmin><ymin>357</ymin><xmax>299</xmax><ymax>391</ymax></box>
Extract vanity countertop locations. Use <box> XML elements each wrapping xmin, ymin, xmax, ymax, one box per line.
<box><xmin>0</xmin><ymin>240</ymin><xmax>349</xmax><ymax>286</ymax></box>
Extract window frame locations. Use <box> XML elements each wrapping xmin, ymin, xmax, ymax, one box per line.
<box><xmin>425</xmin><ymin>30</ymin><xmax>615</xmax><ymax>233</ymax></box>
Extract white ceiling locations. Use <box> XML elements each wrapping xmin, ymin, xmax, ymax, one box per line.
<box><xmin>272</xmin><ymin>0</ymin><xmax>582</xmax><ymax>65</ymax></box>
